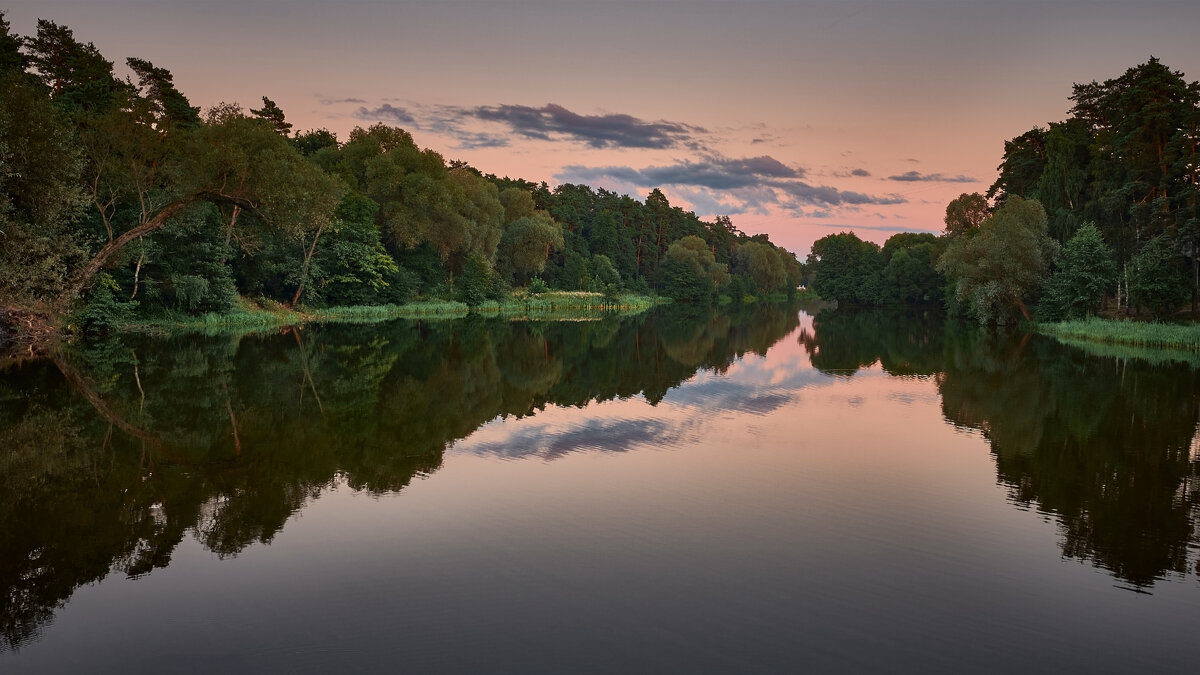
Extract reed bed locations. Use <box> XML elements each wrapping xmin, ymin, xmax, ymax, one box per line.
<box><xmin>123</xmin><ymin>294</ymin><xmax>659</xmax><ymax>334</ymax></box>
<box><xmin>1037</xmin><ymin>317</ymin><xmax>1200</xmax><ymax>351</ymax></box>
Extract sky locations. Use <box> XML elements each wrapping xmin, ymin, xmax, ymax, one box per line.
<box><xmin>7</xmin><ymin>0</ymin><xmax>1200</xmax><ymax>256</ymax></box>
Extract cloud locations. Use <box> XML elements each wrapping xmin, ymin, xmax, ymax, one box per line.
<box><xmin>831</xmin><ymin>167</ymin><xmax>872</xmax><ymax>178</ymax></box>
<box><xmin>355</xmin><ymin>103</ymin><xmax>416</xmax><ymax>125</ymax></box>
<box><xmin>559</xmin><ymin>154</ymin><xmax>803</xmax><ymax>192</ymax></box>
<box><xmin>451</xmin><ymin>132</ymin><xmax>511</xmax><ymax>150</ymax></box>
<box><xmin>439</xmin><ymin>103</ymin><xmax>700</xmax><ymax>149</ymax></box>
<box><xmin>317</xmin><ymin>95</ymin><xmax>367</xmax><ymax>105</ymax></box>
<box><xmin>886</xmin><ymin>171</ymin><xmax>977</xmax><ymax>183</ymax></box>
<box><xmin>556</xmin><ymin>154</ymin><xmax>905</xmax><ymax>215</ymax></box>
<box><xmin>460</xmin><ymin>417</ymin><xmax>683</xmax><ymax>461</ymax></box>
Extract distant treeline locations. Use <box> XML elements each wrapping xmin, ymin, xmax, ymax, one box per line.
<box><xmin>808</xmin><ymin>57</ymin><xmax>1200</xmax><ymax>324</ymax></box>
<box><xmin>0</xmin><ymin>14</ymin><xmax>802</xmax><ymax>337</ymax></box>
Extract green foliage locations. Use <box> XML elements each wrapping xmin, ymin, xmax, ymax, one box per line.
<box><xmin>316</xmin><ymin>195</ymin><xmax>412</xmax><ymax>306</ymax></box>
<box><xmin>1129</xmin><ymin>236</ymin><xmax>1188</xmax><ymax>318</ymax></box>
<box><xmin>76</xmin><ymin>273</ymin><xmax>136</xmax><ymax>334</ymax></box>
<box><xmin>985</xmin><ymin>58</ymin><xmax>1200</xmax><ymax>309</ymax></box>
<box><xmin>0</xmin><ymin>70</ymin><xmax>88</xmax><ymax>306</ymax></box>
<box><xmin>497</xmin><ymin>211</ymin><xmax>564</xmax><ymax>284</ymax></box>
<box><xmin>807</xmin><ymin>232</ymin><xmax>881</xmax><ymax>304</ymax></box>
<box><xmin>943</xmin><ymin>193</ymin><xmax>989</xmax><ymax>238</ymax></box>
<box><xmin>590</xmin><ymin>254</ymin><xmax>622</xmax><ymax>291</ymax></box>
<box><xmin>658</xmin><ymin>255</ymin><xmax>713</xmax><ymax>303</ymax></box>
<box><xmin>1040</xmin><ymin>223</ymin><xmax>1116</xmax><ymax>320</ymax></box>
<box><xmin>663</xmin><ymin>235</ymin><xmax>729</xmax><ymax>299</ymax></box>
<box><xmin>1038</xmin><ymin>316</ymin><xmax>1200</xmax><ymax>352</ymax></box>
<box><xmin>250</xmin><ymin>96</ymin><xmax>292</xmax><ymax>136</ymax></box>
<box><xmin>937</xmin><ymin>196</ymin><xmax>1059</xmax><ymax>324</ymax></box>
<box><xmin>456</xmin><ymin>253</ymin><xmax>498</xmax><ymax>307</ymax></box>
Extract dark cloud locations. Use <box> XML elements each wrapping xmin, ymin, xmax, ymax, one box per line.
<box><xmin>887</xmin><ymin>171</ymin><xmax>976</xmax><ymax>183</ymax></box>
<box><xmin>636</xmin><ymin>155</ymin><xmax>802</xmax><ymax>190</ymax></box>
<box><xmin>446</xmin><ymin>103</ymin><xmax>700</xmax><ymax>149</ymax></box>
<box><xmin>557</xmin><ymin>155</ymin><xmax>905</xmax><ymax>213</ymax></box>
<box><xmin>831</xmin><ymin>167</ymin><xmax>872</xmax><ymax>178</ymax></box>
<box><xmin>354</xmin><ymin>103</ymin><xmax>416</xmax><ymax>125</ymax></box>
<box><xmin>559</xmin><ymin>154</ymin><xmax>803</xmax><ymax>192</ymax></box>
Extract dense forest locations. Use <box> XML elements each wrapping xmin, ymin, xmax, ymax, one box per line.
<box><xmin>808</xmin><ymin>57</ymin><xmax>1200</xmax><ymax>324</ymax></box>
<box><xmin>0</xmin><ymin>14</ymin><xmax>802</xmax><ymax>343</ymax></box>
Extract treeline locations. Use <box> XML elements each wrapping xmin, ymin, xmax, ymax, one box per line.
<box><xmin>0</xmin><ymin>15</ymin><xmax>802</xmax><ymax>337</ymax></box>
<box><xmin>809</xmin><ymin>57</ymin><xmax>1200</xmax><ymax>324</ymax></box>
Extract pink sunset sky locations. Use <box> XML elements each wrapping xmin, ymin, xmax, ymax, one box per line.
<box><xmin>8</xmin><ymin>0</ymin><xmax>1200</xmax><ymax>257</ymax></box>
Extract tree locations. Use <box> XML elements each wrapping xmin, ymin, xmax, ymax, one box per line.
<box><xmin>497</xmin><ymin>211</ymin><xmax>564</xmax><ymax>284</ymax></box>
<box><xmin>1129</xmin><ymin>236</ymin><xmax>1188</xmax><ymax>318</ymax></box>
<box><xmin>1041</xmin><ymin>223</ymin><xmax>1117</xmax><ymax>319</ymax></box>
<box><xmin>126</xmin><ymin>57</ymin><xmax>200</xmax><ymax>131</ymax></box>
<box><xmin>937</xmin><ymin>196</ymin><xmax>1059</xmax><ymax>324</ymax></box>
<box><xmin>61</xmin><ymin>106</ymin><xmax>344</xmax><ymax>306</ymax></box>
<box><xmin>987</xmin><ymin>127</ymin><xmax>1046</xmax><ymax>207</ymax></box>
<box><xmin>807</xmin><ymin>232</ymin><xmax>881</xmax><ymax>304</ymax></box>
<box><xmin>880</xmin><ymin>233</ymin><xmax>945</xmax><ymax>304</ymax></box>
<box><xmin>23</xmin><ymin>19</ymin><xmax>131</xmax><ymax>114</ymax></box>
<box><xmin>662</xmin><ymin>235</ymin><xmax>729</xmax><ymax>300</ymax></box>
<box><xmin>0</xmin><ymin>70</ymin><xmax>88</xmax><ymax>307</ymax></box>
<box><xmin>738</xmin><ymin>240</ymin><xmax>788</xmax><ymax>295</ymax></box>
<box><xmin>943</xmin><ymin>193</ymin><xmax>989</xmax><ymax>238</ymax></box>
<box><xmin>250</xmin><ymin>96</ymin><xmax>293</xmax><ymax>136</ymax></box>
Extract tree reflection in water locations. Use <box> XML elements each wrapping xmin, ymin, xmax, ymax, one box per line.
<box><xmin>800</xmin><ymin>307</ymin><xmax>1200</xmax><ymax>589</ymax></box>
<box><xmin>0</xmin><ymin>303</ymin><xmax>799</xmax><ymax>651</ymax></box>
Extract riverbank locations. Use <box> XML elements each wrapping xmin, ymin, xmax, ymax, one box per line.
<box><xmin>122</xmin><ymin>292</ymin><xmax>664</xmax><ymax>334</ymax></box>
<box><xmin>1036</xmin><ymin>316</ymin><xmax>1200</xmax><ymax>351</ymax></box>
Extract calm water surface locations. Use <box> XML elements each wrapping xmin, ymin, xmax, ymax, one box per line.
<box><xmin>2</xmin><ymin>305</ymin><xmax>1200</xmax><ymax>672</ymax></box>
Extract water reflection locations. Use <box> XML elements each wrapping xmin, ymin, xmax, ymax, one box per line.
<box><xmin>801</xmin><ymin>307</ymin><xmax>1200</xmax><ymax>589</ymax></box>
<box><xmin>4</xmin><ymin>302</ymin><xmax>1200</xmax><ymax>659</ymax></box>
<box><xmin>0</xmin><ymin>303</ymin><xmax>799</xmax><ymax>651</ymax></box>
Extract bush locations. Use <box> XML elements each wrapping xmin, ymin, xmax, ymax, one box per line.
<box><xmin>77</xmin><ymin>273</ymin><xmax>138</xmax><ymax>335</ymax></box>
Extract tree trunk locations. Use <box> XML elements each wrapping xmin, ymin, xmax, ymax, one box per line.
<box><xmin>222</xmin><ymin>205</ymin><xmax>241</xmax><ymax>265</ymax></box>
<box><xmin>290</xmin><ymin>220</ymin><xmax>327</xmax><ymax>307</ymax></box>
<box><xmin>129</xmin><ymin>244</ymin><xmax>145</xmax><ymax>300</ymax></box>
<box><xmin>59</xmin><ymin>198</ymin><xmax>195</xmax><ymax>307</ymax></box>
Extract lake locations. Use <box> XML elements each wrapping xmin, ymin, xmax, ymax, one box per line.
<box><xmin>3</xmin><ymin>304</ymin><xmax>1200</xmax><ymax>673</ymax></box>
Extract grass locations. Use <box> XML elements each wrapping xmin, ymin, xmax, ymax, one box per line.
<box><xmin>121</xmin><ymin>293</ymin><xmax>661</xmax><ymax>335</ymax></box>
<box><xmin>1036</xmin><ymin>316</ymin><xmax>1200</xmax><ymax>351</ymax></box>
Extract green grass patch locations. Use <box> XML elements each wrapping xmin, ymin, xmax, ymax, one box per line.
<box><xmin>1037</xmin><ymin>316</ymin><xmax>1200</xmax><ymax>351</ymax></box>
<box><xmin>119</xmin><ymin>293</ymin><xmax>661</xmax><ymax>335</ymax></box>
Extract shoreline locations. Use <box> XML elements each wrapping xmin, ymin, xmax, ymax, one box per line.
<box><xmin>1035</xmin><ymin>316</ymin><xmax>1200</xmax><ymax>352</ymax></box>
<box><xmin>120</xmin><ymin>293</ymin><xmax>666</xmax><ymax>334</ymax></box>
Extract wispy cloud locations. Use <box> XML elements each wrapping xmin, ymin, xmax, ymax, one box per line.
<box><xmin>355</xmin><ymin>103</ymin><xmax>416</xmax><ymax>125</ymax></box>
<box><xmin>886</xmin><ymin>171</ymin><xmax>976</xmax><ymax>183</ymax></box>
<box><xmin>317</xmin><ymin>95</ymin><xmax>367</xmax><ymax>105</ymax></box>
